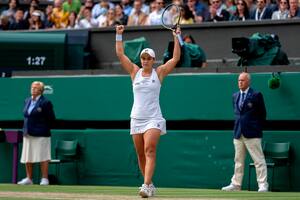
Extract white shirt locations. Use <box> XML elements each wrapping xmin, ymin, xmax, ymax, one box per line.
<box><xmin>130</xmin><ymin>69</ymin><xmax>162</xmax><ymax>119</ymax></box>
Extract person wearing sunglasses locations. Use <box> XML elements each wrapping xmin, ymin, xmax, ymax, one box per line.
<box><xmin>272</xmin><ymin>0</ymin><xmax>289</xmax><ymax>19</ymax></box>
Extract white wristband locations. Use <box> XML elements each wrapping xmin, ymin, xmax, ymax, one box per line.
<box><xmin>116</xmin><ymin>34</ymin><xmax>122</xmax><ymax>41</ymax></box>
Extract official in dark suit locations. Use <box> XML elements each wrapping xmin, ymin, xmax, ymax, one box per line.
<box><xmin>222</xmin><ymin>72</ymin><xmax>269</xmax><ymax>192</ymax></box>
<box><xmin>18</xmin><ymin>81</ymin><xmax>55</xmax><ymax>186</ymax></box>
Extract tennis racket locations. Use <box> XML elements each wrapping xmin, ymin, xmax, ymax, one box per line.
<box><xmin>161</xmin><ymin>4</ymin><xmax>184</xmax><ymax>46</ymax></box>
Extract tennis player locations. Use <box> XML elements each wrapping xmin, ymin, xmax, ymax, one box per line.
<box><xmin>115</xmin><ymin>25</ymin><xmax>181</xmax><ymax>198</ymax></box>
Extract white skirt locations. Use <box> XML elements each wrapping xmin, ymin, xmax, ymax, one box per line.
<box><xmin>20</xmin><ymin>135</ymin><xmax>51</xmax><ymax>163</ymax></box>
<box><xmin>130</xmin><ymin>117</ymin><xmax>166</xmax><ymax>135</ymax></box>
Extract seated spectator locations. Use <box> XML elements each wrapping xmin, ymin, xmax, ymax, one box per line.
<box><xmin>0</xmin><ymin>15</ymin><xmax>11</xmax><ymax>30</ymax></box>
<box><xmin>187</xmin><ymin>0</ymin><xmax>209</xmax><ymax>23</ymax></box>
<box><xmin>183</xmin><ymin>34</ymin><xmax>207</xmax><ymax>67</ymax></box>
<box><xmin>147</xmin><ymin>0</ymin><xmax>165</xmax><ymax>25</ymax></box>
<box><xmin>207</xmin><ymin>0</ymin><xmax>230</xmax><ymax>22</ymax></box>
<box><xmin>129</xmin><ymin>0</ymin><xmax>150</xmax><ymax>15</ymax></box>
<box><xmin>245</xmin><ymin>0</ymin><xmax>256</xmax><ymax>13</ymax></box>
<box><xmin>9</xmin><ymin>8</ymin><xmax>29</xmax><ymax>30</ymax></box>
<box><xmin>115</xmin><ymin>4</ymin><xmax>128</xmax><ymax>25</ymax></box>
<box><xmin>149</xmin><ymin>0</ymin><xmax>157</xmax><ymax>13</ymax></box>
<box><xmin>24</xmin><ymin>0</ymin><xmax>45</xmax><ymax>22</ymax></box>
<box><xmin>163</xmin><ymin>34</ymin><xmax>207</xmax><ymax>68</ymax></box>
<box><xmin>179</xmin><ymin>4</ymin><xmax>195</xmax><ymax>24</ymax></box>
<box><xmin>51</xmin><ymin>0</ymin><xmax>69</xmax><ymax>29</ymax></box>
<box><xmin>127</xmin><ymin>0</ymin><xmax>148</xmax><ymax>26</ymax></box>
<box><xmin>250</xmin><ymin>0</ymin><xmax>273</xmax><ymax>20</ymax></box>
<box><xmin>225</xmin><ymin>0</ymin><xmax>237</xmax><ymax>16</ymax></box>
<box><xmin>84</xmin><ymin>0</ymin><xmax>94</xmax><ymax>10</ymax></box>
<box><xmin>44</xmin><ymin>4</ymin><xmax>54</xmax><ymax>29</ymax></box>
<box><xmin>183</xmin><ymin>34</ymin><xmax>196</xmax><ymax>43</ymax></box>
<box><xmin>67</xmin><ymin>11</ymin><xmax>77</xmax><ymax>28</ymax></box>
<box><xmin>63</xmin><ymin>0</ymin><xmax>82</xmax><ymax>14</ymax></box>
<box><xmin>1</xmin><ymin>0</ymin><xmax>18</xmax><ymax>23</ymax></box>
<box><xmin>230</xmin><ymin>0</ymin><xmax>250</xmax><ymax>21</ymax></box>
<box><xmin>76</xmin><ymin>7</ymin><xmax>98</xmax><ymax>28</ymax></box>
<box><xmin>92</xmin><ymin>0</ymin><xmax>113</xmax><ymax>19</ymax></box>
<box><xmin>77</xmin><ymin>0</ymin><xmax>94</xmax><ymax>22</ymax></box>
<box><xmin>120</xmin><ymin>0</ymin><xmax>133</xmax><ymax>16</ymax></box>
<box><xmin>272</xmin><ymin>0</ymin><xmax>289</xmax><ymax>19</ymax></box>
<box><xmin>29</xmin><ymin>10</ymin><xmax>44</xmax><ymax>29</ymax></box>
<box><xmin>98</xmin><ymin>8</ymin><xmax>117</xmax><ymax>27</ymax></box>
<box><xmin>288</xmin><ymin>0</ymin><xmax>300</xmax><ymax>18</ymax></box>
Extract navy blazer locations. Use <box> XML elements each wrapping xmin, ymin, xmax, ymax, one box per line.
<box><xmin>233</xmin><ymin>88</ymin><xmax>266</xmax><ymax>139</ymax></box>
<box><xmin>250</xmin><ymin>7</ymin><xmax>273</xmax><ymax>20</ymax></box>
<box><xmin>23</xmin><ymin>95</ymin><xmax>56</xmax><ymax>137</ymax></box>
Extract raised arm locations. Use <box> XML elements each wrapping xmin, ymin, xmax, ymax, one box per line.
<box><xmin>115</xmin><ymin>25</ymin><xmax>139</xmax><ymax>80</ymax></box>
<box><xmin>157</xmin><ymin>28</ymin><xmax>181</xmax><ymax>82</ymax></box>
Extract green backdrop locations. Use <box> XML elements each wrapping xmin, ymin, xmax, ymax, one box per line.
<box><xmin>0</xmin><ymin>73</ymin><xmax>299</xmax><ymax>191</ymax></box>
<box><xmin>0</xmin><ymin>72</ymin><xmax>300</xmax><ymax>121</ymax></box>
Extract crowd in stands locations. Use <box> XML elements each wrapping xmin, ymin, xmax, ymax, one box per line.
<box><xmin>0</xmin><ymin>0</ymin><xmax>299</xmax><ymax>30</ymax></box>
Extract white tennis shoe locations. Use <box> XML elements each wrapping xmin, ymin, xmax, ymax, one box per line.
<box><xmin>139</xmin><ymin>184</ymin><xmax>152</xmax><ymax>198</ymax></box>
<box><xmin>40</xmin><ymin>178</ymin><xmax>49</xmax><ymax>186</ymax></box>
<box><xmin>17</xmin><ymin>178</ymin><xmax>33</xmax><ymax>185</ymax></box>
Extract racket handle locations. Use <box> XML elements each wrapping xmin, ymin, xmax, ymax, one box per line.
<box><xmin>176</xmin><ymin>34</ymin><xmax>184</xmax><ymax>46</ymax></box>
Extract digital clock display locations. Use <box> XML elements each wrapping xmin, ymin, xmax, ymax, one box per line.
<box><xmin>26</xmin><ymin>56</ymin><xmax>47</xmax><ymax>66</ymax></box>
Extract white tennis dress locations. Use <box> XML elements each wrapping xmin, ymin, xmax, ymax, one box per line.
<box><xmin>130</xmin><ymin>68</ymin><xmax>166</xmax><ymax>135</ymax></box>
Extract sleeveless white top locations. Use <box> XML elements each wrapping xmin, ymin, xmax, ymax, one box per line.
<box><xmin>130</xmin><ymin>68</ymin><xmax>163</xmax><ymax>119</ymax></box>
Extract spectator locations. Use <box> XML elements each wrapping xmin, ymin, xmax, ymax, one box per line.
<box><xmin>147</xmin><ymin>0</ymin><xmax>165</xmax><ymax>25</ymax></box>
<box><xmin>225</xmin><ymin>0</ymin><xmax>237</xmax><ymax>15</ymax></box>
<box><xmin>17</xmin><ymin>81</ymin><xmax>56</xmax><ymax>186</ymax></box>
<box><xmin>63</xmin><ymin>0</ymin><xmax>82</xmax><ymax>14</ymax></box>
<box><xmin>245</xmin><ymin>0</ymin><xmax>256</xmax><ymax>13</ymax></box>
<box><xmin>77</xmin><ymin>7</ymin><xmax>98</xmax><ymax>28</ymax></box>
<box><xmin>51</xmin><ymin>0</ymin><xmax>69</xmax><ymax>29</ymax></box>
<box><xmin>92</xmin><ymin>0</ymin><xmax>113</xmax><ymax>19</ymax></box>
<box><xmin>115</xmin><ymin>4</ymin><xmax>128</xmax><ymax>25</ymax></box>
<box><xmin>129</xmin><ymin>0</ymin><xmax>150</xmax><ymax>15</ymax></box>
<box><xmin>250</xmin><ymin>0</ymin><xmax>273</xmax><ymax>20</ymax></box>
<box><xmin>99</xmin><ymin>8</ymin><xmax>117</xmax><ymax>27</ymax></box>
<box><xmin>179</xmin><ymin>4</ymin><xmax>195</xmax><ymax>24</ymax></box>
<box><xmin>0</xmin><ymin>15</ymin><xmax>10</xmax><ymax>30</ymax></box>
<box><xmin>187</xmin><ymin>0</ymin><xmax>209</xmax><ymax>23</ymax></box>
<box><xmin>84</xmin><ymin>0</ymin><xmax>94</xmax><ymax>9</ymax></box>
<box><xmin>120</xmin><ymin>0</ymin><xmax>133</xmax><ymax>16</ymax></box>
<box><xmin>127</xmin><ymin>0</ymin><xmax>148</xmax><ymax>26</ymax></box>
<box><xmin>183</xmin><ymin>34</ymin><xmax>196</xmax><ymax>43</ymax></box>
<box><xmin>1</xmin><ymin>0</ymin><xmax>18</xmax><ymax>23</ymax></box>
<box><xmin>207</xmin><ymin>0</ymin><xmax>230</xmax><ymax>21</ymax></box>
<box><xmin>9</xmin><ymin>8</ymin><xmax>29</xmax><ymax>30</ymax></box>
<box><xmin>67</xmin><ymin>11</ymin><xmax>77</xmax><ymax>28</ymax></box>
<box><xmin>44</xmin><ymin>4</ymin><xmax>54</xmax><ymax>29</ymax></box>
<box><xmin>229</xmin><ymin>0</ymin><xmax>250</xmax><ymax>20</ymax></box>
<box><xmin>77</xmin><ymin>0</ymin><xmax>94</xmax><ymax>22</ymax></box>
<box><xmin>288</xmin><ymin>0</ymin><xmax>300</xmax><ymax>18</ymax></box>
<box><xmin>272</xmin><ymin>0</ymin><xmax>289</xmax><ymax>19</ymax></box>
<box><xmin>183</xmin><ymin>34</ymin><xmax>207</xmax><ymax>67</ymax></box>
<box><xmin>149</xmin><ymin>0</ymin><xmax>157</xmax><ymax>13</ymax></box>
<box><xmin>24</xmin><ymin>0</ymin><xmax>45</xmax><ymax>22</ymax></box>
<box><xmin>28</xmin><ymin>10</ymin><xmax>44</xmax><ymax>29</ymax></box>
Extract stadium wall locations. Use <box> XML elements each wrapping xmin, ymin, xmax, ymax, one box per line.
<box><xmin>0</xmin><ymin>129</ymin><xmax>299</xmax><ymax>191</ymax></box>
<box><xmin>0</xmin><ymin>72</ymin><xmax>299</xmax><ymax>121</ymax></box>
